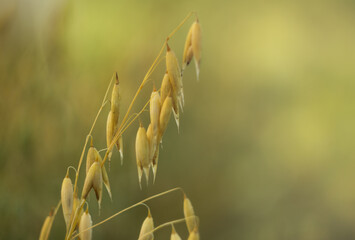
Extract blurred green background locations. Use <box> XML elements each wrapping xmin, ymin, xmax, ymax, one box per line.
<box><xmin>1</xmin><ymin>0</ymin><xmax>355</xmax><ymax>239</ymax></box>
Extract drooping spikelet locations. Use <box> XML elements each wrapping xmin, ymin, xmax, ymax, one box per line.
<box><xmin>149</xmin><ymin>89</ymin><xmax>161</xmax><ymax>154</ymax></box>
<box><xmin>94</xmin><ymin>149</ymin><xmax>112</xmax><ymax>200</ymax></box>
<box><xmin>191</xmin><ymin>20</ymin><xmax>202</xmax><ymax>81</ymax></box>
<box><xmin>106</xmin><ymin>110</ymin><xmax>118</xmax><ymax>161</ymax></box>
<box><xmin>182</xmin><ymin>25</ymin><xmax>193</xmax><ymax>71</ymax></box>
<box><xmin>86</xmin><ymin>142</ymin><xmax>96</xmax><ymax>175</ymax></box>
<box><xmin>166</xmin><ymin>43</ymin><xmax>184</xmax><ymax>109</ymax></box>
<box><xmin>81</xmin><ymin>161</ymin><xmax>103</xmax><ymax>211</ymax></box>
<box><xmin>159</xmin><ymin>96</ymin><xmax>173</xmax><ymax>138</ymax></box>
<box><xmin>61</xmin><ymin>173</ymin><xmax>73</xmax><ymax>230</ymax></box>
<box><xmin>39</xmin><ymin>210</ymin><xmax>54</xmax><ymax>240</ymax></box>
<box><xmin>187</xmin><ymin>226</ymin><xmax>200</xmax><ymax>240</ymax></box>
<box><xmin>71</xmin><ymin>191</ymin><xmax>82</xmax><ymax>230</ymax></box>
<box><xmin>117</xmin><ymin>135</ymin><xmax>124</xmax><ymax>164</ymax></box>
<box><xmin>79</xmin><ymin>209</ymin><xmax>92</xmax><ymax>240</ymax></box>
<box><xmin>138</xmin><ymin>210</ymin><xmax>154</xmax><ymax>240</ymax></box>
<box><xmin>170</xmin><ymin>86</ymin><xmax>180</xmax><ymax>131</ymax></box>
<box><xmin>170</xmin><ymin>224</ymin><xmax>182</xmax><ymax>240</ymax></box>
<box><xmin>111</xmin><ymin>73</ymin><xmax>120</xmax><ymax>115</ymax></box>
<box><xmin>135</xmin><ymin>124</ymin><xmax>150</xmax><ymax>188</ymax></box>
<box><xmin>184</xmin><ymin>194</ymin><xmax>197</xmax><ymax>233</ymax></box>
<box><xmin>160</xmin><ymin>72</ymin><xmax>172</xmax><ymax>106</ymax></box>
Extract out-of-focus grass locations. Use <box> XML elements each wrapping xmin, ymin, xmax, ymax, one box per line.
<box><xmin>1</xmin><ymin>0</ymin><xmax>355</xmax><ymax>239</ymax></box>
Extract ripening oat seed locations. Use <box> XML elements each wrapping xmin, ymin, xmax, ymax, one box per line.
<box><xmin>191</xmin><ymin>20</ymin><xmax>202</xmax><ymax>81</ymax></box>
<box><xmin>86</xmin><ymin>143</ymin><xmax>96</xmax><ymax>175</ymax></box>
<box><xmin>39</xmin><ymin>210</ymin><xmax>54</xmax><ymax>240</ymax></box>
<box><xmin>166</xmin><ymin>43</ymin><xmax>184</xmax><ymax>110</ymax></box>
<box><xmin>170</xmin><ymin>224</ymin><xmax>182</xmax><ymax>240</ymax></box>
<box><xmin>94</xmin><ymin>148</ymin><xmax>112</xmax><ymax>200</ymax></box>
<box><xmin>182</xmin><ymin>25</ymin><xmax>193</xmax><ymax>71</ymax></box>
<box><xmin>184</xmin><ymin>194</ymin><xmax>197</xmax><ymax>233</ymax></box>
<box><xmin>79</xmin><ymin>209</ymin><xmax>93</xmax><ymax>240</ymax></box>
<box><xmin>81</xmin><ymin>161</ymin><xmax>103</xmax><ymax>211</ymax></box>
<box><xmin>187</xmin><ymin>226</ymin><xmax>200</xmax><ymax>240</ymax></box>
<box><xmin>160</xmin><ymin>72</ymin><xmax>172</xmax><ymax>106</ymax></box>
<box><xmin>135</xmin><ymin>124</ymin><xmax>150</xmax><ymax>187</ymax></box>
<box><xmin>61</xmin><ymin>174</ymin><xmax>73</xmax><ymax>230</ymax></box>
<box><xmin>159</xmin><ymin>96</ymin><xmax>173</xmax><ymax>138</ymax></box>
<box><xmin>138</xmin><ymin>210</ymin><xmax>154</xmax><ymax>240</ymax></box>
<box><xmin>149</xmin><ymin>89</ymin><xmax>161</xmax><ymax>155</ymax></box>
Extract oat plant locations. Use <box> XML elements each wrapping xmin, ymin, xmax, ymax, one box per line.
<box><xmin>39</xmin><ymin>12</ymin><xmax>202</xmax><ymax>240</ymax></box>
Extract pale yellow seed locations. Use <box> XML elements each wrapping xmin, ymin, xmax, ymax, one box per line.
<box><xmin>94</xmin><ymin>148</ymin><xmax>112</xmax><ymax>200</ymax></box>
<box><xmin>146</xmin><ymin>124</ymin><xmax>154</xmax><ymax>161</ymax></box>
<box><xmin>86</xmin><ymin>146</ymin><xmax>96</xmax><ymax>175</ymax></box>
<box><xmin>79</xmin><ymin>210</ymin><xmax>92</xmax><ymax>240</ymax></box>
<box><xmin>170</xmin><ymin>225</ymin><xmax>182</xmax><ymax>240</ymax></box>
<box><xmin>150</xmin><ymin>89</ymin><xmax>161</xmax><ymax>153</ymax></box>
<box><xmin>135</xmin><ymin>125</ymin><xmax>150</xmax><ymax>187</ymax></box>
<box><xmin>138</xmin><ymin>211</ymin><xmax>154</xmax><ymax>240</ymax></box>
<box><xmin>159</xmin><ymin>96</ymin><xmax>173</xmax><ymax>138</ymax></box>
<box><xmin>160</xmin><ymin>72</ymin><xmax>171</xmax><ymax>106</ymax></box>
<box><xmin>152</xmin><ymin>147</ymin><xmax>159</xmax><ymax>184</ymax></box>
<box><xmin>170</xmin><ymin>89</ymin><xmax>180</xmax><ymax>131</ymax></box>
<box><xmin>184</xmin><ymin>195</ymin><xmax>197</xmax><ymax>233</ymax></box>
<box><xmin>182</xmin><ymin>25</ymin><xmax>193</xmax><ymax>70</ymax></box>
<box><xmin>191</xmin><ymin>20</ymin><xmax>202</xmax><ymax>81</ymax></box>
<box><xmin>116</xmin><ymin>135</ymin><xmax>124</xmax><ymax>164</ymax></box>
<box><xmin>61</xmin><ymin>175</ymin><xmax>73</xmax><ymax>230</ymax></box>
<box><xmin>39</xmin><ymin>211</ymin><xmax>54</xmax><ymax>240</ymax></box>
<box><xmin>81</xmin><ymin>162</ymin><xmax>103</xmax><ymax>211</ymax></box>
<box><xmin>166</xmin><ymin>44</ymin><xmax>184</xmax><ymax>109</ymax></box>
<box><xmin>106</xmin><ymin>110</ymin><xmax>118</xmax><ymax>160</ymax></box>
<box><xmin>71</xmin><ymin>192</ymin><xmax>82</xmax><ymax>231</ymax></box>
<box><xmin>111</xmin><ymin>73</ymin><xmax>120</xmax><ymax>115</ymax></box>
<box><xmin>187</xmin><ymin>227</ymin><xmax>200</xmax><ymax>240</ymax></box>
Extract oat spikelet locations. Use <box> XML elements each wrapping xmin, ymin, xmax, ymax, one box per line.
<box><xmin>71</xmin><ymin>191</ymin><xmax>82</xmax><ymax>230</ymax></box>
<box><xmin>191</xmin><ymin>20</ymin><xmax>202</xmax><ymax>81</ymax></box>
<box><xmin>106</xmin><ymin>110</ymin><xmax>118</xmax><ymax>161</ymax></box>
<box><xmin>152</xmin><ymin>147</ymin><xmax>159</xmax><ymax>184</ymax></box>
<box><xmin>182</xmin><ymin>25</ymin><xmax>193</xmax><ymax>71</ymax></box>
<box><xmin>111</xmin><ymin>73</ymin><xmax>120</xmax><ymax>115</ymax></box>
<box><xmin>61</xmin><ymin>174</ymin><xmax>73</xmax><ymax>230</ymax></box>
<box><xmin>94</xmin><ymin>149</ymin><xmax>112</xmax><ymax>200</ymax></box>
<box><xmin>150</xmin><ymin>89</ymin><xmax>161</xmax><ymax>155</ymax></box>
<box><xmin>160</xmin><ymin>72</ymin><xmax>172</xmax><ymax>106</ymax></box>
<box><xmin>187</xmin><ymin>226</ymin><xmax>200</xmax><ymax>240</ymax></box>
<box><xmin>170</xmin><ymin>224</ymin><xmax>182</xmax><ymax>240</ymax></box>
<box><xmin>39</xmin><ymin>210</ymin><xmax>54</xmax><ymax>240</ymax></box>
<box><xmin>171</xmin><ymin>88</ymin><xmax>180</xmax><ymax>132</ymax></box>
<box><xmin>166</xmin><ymin>43</ymin><xmax>184</xmax><ymax>109</ymax></box>
<box><xmin>79</xmin><ymin>209</ymin><xmax>92</xmax><ymax>240</ymax></box>
<box><xmin>138</xmin><ymin>210</ymin><xmax>154</xmax><ymax>240</ymax></box>
<box><xmin>117</xmin><ymin>135</ymin><xmax>124</xmax><ymax>164</ymax></box>
<box><xmin>184</xmin><ymin>195</ymin><xmax>197</xmax><ymax>233</ymax></box>
<box><xmin>86</xmin><ymin>143</ymin><xmax>96</xmax><ymax>175</ymax></box>
<box><xmin>135</xmin><ymin>124</ymin><xmax>150</xmax><ymax>188</ymax></box>
<box><xmin>81</xmin><ymin>161</ymin><xmax>103</xmax><ymax>211</ymax></box>
<box><xmin>159</xmin><ymin>96</ymin><xmax>173</xmax><ymax>138</ymax></box>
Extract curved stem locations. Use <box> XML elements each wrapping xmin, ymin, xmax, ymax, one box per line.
<box><xmin>71</xmin><ymin>187</ymin><xmax>184</xmax><ymax>239</ymax></box>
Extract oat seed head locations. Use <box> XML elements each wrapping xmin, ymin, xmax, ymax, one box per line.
<box><xmin>79</xmin><ymin>210</ymin><xmax>93</xmax><ymax>240</ymax></box>
<box><xmin>61</xmin><ymin>175</ymin><xmax>74</xmax><ymax>231</ymax></box>
<box><xmin>138</xmin><ymin>210</ymin><xmax>154</xmax><ymax>240</ymax></box>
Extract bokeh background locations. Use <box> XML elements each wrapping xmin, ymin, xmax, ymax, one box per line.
<box><xmin>1</xmin><ymin>0</ymin><xmax>355</xmax><ymax>239</ymax></box>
